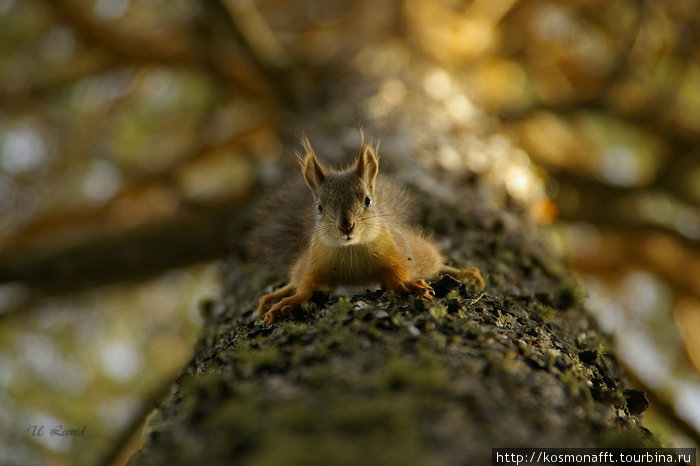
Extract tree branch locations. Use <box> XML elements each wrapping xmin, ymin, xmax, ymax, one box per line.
<box><xmin>45</xmin><ymin>0</ymin><xmax>198</xmax><ymax>65</ymax></box>
<box><xmin>553</xmin><ymin>171</ymin><xmax>699</xmax><ymax>250</ymax></box>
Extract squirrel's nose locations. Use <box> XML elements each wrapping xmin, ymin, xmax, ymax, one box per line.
<box><xmin>339</xmin><ymin>221</ymin><xmax>355</xmax><ymax>235</ymax></box>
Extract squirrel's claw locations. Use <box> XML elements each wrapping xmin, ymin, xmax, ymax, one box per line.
<box><xmin>262</xmin><ymin>304</ymin><xmax>287</xmax><ymax>324</ymax></box>
<box><xmin>262</xmin><ymin>308</ymin><xmax>280</xmax><ymax>325</ymax></box>
<box><xmin>260</xmin><ymin>289</ymin><xmax>312</xmax><ymax>324</ymax></box>
<box><xmin>262</xmin><ymin>302</ymin><xmax>292</xmax><ymax>324</ymax></box>
<box><xmin>399</xmin><ymin>279</ymin><xmax>435</xmax><ymax>301</ymax></box>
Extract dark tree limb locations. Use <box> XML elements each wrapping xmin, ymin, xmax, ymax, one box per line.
<box><xmin>552</xmin><ymin>171</ymin><xmax>699</xmax><ymax>250</ymax></box>
<box><xmin>45</xmin><ymin>0</ymin><xmax>198</xmax><ymax>65</ymax></box>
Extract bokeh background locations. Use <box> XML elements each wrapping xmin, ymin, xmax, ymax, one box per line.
<box><xmin>0</xmin><ymin>0</ymin><xmax>698</xmax><ymax>464</ymax></box>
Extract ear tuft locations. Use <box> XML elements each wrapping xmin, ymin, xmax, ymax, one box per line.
<box><xmin>355</xmin><ymin>140</ymin><xmax>379</xmax><ymax>191</ymax></box>
<box><xmin>297</xmin><ymin>135</ymin><xmax>325</xmax><ymax>195</ymax></box>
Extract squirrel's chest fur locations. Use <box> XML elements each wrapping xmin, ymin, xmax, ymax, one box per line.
<box><xmin>290</xmin><ymin>225</ymin><xmax>444</xmax><ymax>289</ymax></box>
<box><xmin>313</xmin><ymin>235</ymin><xmax>397</xmax><ymax>286</ymax></box>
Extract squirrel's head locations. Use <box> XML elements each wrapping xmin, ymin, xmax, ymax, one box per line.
<box><xmin>298</xmin><ymin>135</ymin><xmax>381</xmax><ymax>247</ymax></box>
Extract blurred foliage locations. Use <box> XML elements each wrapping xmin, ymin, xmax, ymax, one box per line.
<box><xmin>0</xmin><ymin>263</ymin><xmax>218</xmax><ymax>465</ymax></box>
<box><xmin>0</xmin><ymin>0</ymin><xmax>698</xmax><ymax>464</ymax></box>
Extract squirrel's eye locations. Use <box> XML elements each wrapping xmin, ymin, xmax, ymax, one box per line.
<box><xmin>364</xmin><ymin>196</ymin><xmax>372</xmax><ymax>207</ymax></box>
<box><xmin>317</xmin><ymin>204</ymin><xmax>323</xmax><ymax>215</ymax></box>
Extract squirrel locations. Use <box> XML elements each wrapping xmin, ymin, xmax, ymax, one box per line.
<box><xmin>253</xmin><ymin>134</ymin><xmax>484</xmax><ymax>324</ymax></box>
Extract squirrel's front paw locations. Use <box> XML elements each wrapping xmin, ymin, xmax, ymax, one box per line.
<box><xmin>260</xmin><ymin>292</ymin><xmax>311</xmax><ymax>324</ymax></box>
<box><xmin>262</xmin><ymin>302</ymin><xmax>292</xmax><ymax>324</ymax></box>
<box><xmin>440</xmin><ymin>265</ymin><xmax>485</xmax><ymax>291</ymax></box>
<box><xmin>398</xmin><ymin>279</ymin><xmax>435</xmax><ymax>300</ymax></box>
<box><xmin>459</xmin><ymin>267</ymin><xmax>485</xmax><ymax>291</ymax></box>
<box><xmin>262</xmin><ymin>306</ymin><xmax>284</xmax><ymax>325</ymax></box>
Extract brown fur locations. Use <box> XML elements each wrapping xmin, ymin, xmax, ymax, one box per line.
<box><xmin>254</xmin><ymin>135</ymin><xmax>484</xmax><ymax>324</ymax></box>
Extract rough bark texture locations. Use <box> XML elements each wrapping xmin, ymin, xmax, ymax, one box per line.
<box><xmin>128</xmin><ymin>59</ymin><xmax>653</xmax><ymax>466</ymax></box>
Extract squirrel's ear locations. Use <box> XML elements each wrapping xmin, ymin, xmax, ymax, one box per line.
<box><xmin>298</xmin><ymin>136</ymin><xmax>325</xmax><ymax>194</ymax></box>
<box><xmin>355</xmin><ymin>144</ymin><xmax>379</xmax><ymax>191</ymax></box>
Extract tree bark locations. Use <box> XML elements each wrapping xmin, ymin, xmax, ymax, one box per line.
<box><xmin>127</xmin><ymin>55</ymin><xmax>653</xmax><ymax>466</ymax></box>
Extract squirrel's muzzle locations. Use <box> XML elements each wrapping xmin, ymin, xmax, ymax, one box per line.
<box><xmin>338</xmin><ymin>220</ymin><xmax>355</xmax><ymax>235</ymax></box>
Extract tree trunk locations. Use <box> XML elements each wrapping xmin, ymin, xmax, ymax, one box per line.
<box><xmin>128</xmin><ymin>52</ymin><xmax>652</xmax><ymax>466</ymax></box>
